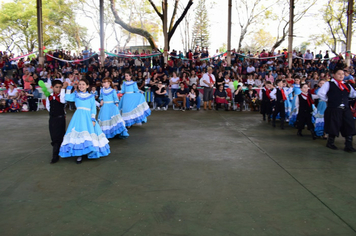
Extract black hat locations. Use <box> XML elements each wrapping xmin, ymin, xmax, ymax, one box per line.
<box><xmin>333</xmin><ymin>62</ymin><xmax>347</xmax><ymax>74</ymax></box>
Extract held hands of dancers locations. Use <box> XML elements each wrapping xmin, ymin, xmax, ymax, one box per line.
<box><xmin>62</xmin><ymin>82</ymin><xmax>69</xmax><ymax>89</ymax></box>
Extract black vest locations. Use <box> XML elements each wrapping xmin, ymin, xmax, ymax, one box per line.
<box><xmin>327</xmin><ymin>81</ymin><xmax>350</xmax><ymax>108</ymax></box>
<box><xmin>276</xmin><ymin>88</ymin><xmax>284</xmax><ymax>103</ymax></box>
<box><xmin>49</xmin><ymin>99</ymin><xmax>65</xmax><ymax>117</ymax></box>
<box><xmin>262</xmin><ymin>88</ymin><xmax>272</xmax><ymax>102</ymax></box>
<box><xmin>298</xmin><ymin>94</ymin><xmax>313</xmax><ymax>114</ymax></box>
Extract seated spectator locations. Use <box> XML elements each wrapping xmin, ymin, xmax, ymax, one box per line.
<box><xmin>234</xmin><ymin>85</ymin><xmax>244</xmax><ymax>111</ymax></box>
<box><xmin>7</xmin><ymin>82</ymin><xmax>18</xmax><ymax>106</ymax></box>
<box><xmin>0</xmin><ymin>99</ymin><xmax>8</xmax><ymax>113</ymax></box>
<box><xmin>187</xmin><ymin>87</ymin><xmax>197</xmax><ymax>109</ymax></box>
<box><xmin>9</xmin><ymin>99</ymin><xmax>20</xmax><ymax>112</ymax></box>
<box><xmin>245</xmin><ymin>84</ymin><xmax>259</xmax><ymax>111</ymax></box>
<box><xmin>189</xmin><ymin>70</ymin><xmax>199</xmax><ymax>86</ymax></box>
<box><xmin>17</xmin><ymin>90</ymin><xmax>28</xmax><ymax>107</ymax></box>
<box><xmin>26</xmin><ymin>84</ymin><xmax>40</xmax><ymax>111</ymax></box>
<box><xmin>173</xmin><ymin>82</ymin><xmax>188</xmax><ymax>111</ymax></box>
<box><xmin>344</xmin><ymin>70</ymin><xmax>354</xmax><ymax>82</ymax></box>
<box><xmin>254</xmin><ymin>75</ymin><xmax>263</xmax><ymax>88</ymax></box>
<box><xmin>154</xmin><ymin>81</ymin><xmax>170</xmax><ymax>110</ymax></box>
<box><xmin>246</xmin><ymin>74</ymin><xmax>255</xmax><ymax>86</ymax></box>
<box><xmin>186</xmin><ymin>83</ymin><xmax>201</xmax><ymax>110</ymax></box>
<box><xmin>214</xmin><ymin>84</ymin><xmax>229</xmax><ymax>111</ymax></box>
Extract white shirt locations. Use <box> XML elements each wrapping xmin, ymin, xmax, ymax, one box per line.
<box><xmin>270</xmin><ymin>87</ymin><xmax>293</xmax><ymax>100</ymax></box>
<box><xmin>45</xmin><ymin>89</ymin><xmax>66</xmax><ymax>111</ymax></box>
<box><xmin>294</xmin><ymin>92</ymin><xmax>319</xmax><ymax>111</ymax></box>
<box><xmin>170</xmin><ymin>77</ymin><xmax>180</xmax><ymax>89</ymax></box>
<box><xmin>189</xmin><ymin>76</ymin><xmax>199</xmax><ymax>86</ymax></box>
<box><xmin>247</xmin><ymin>66</ymin><xmax>255</xmax><ymax>73</ymax></box>
<box><xmin>201</xmin><ymin>73</ymin><xmax>215</xmax><ymax>87</ymax></box>
<box><xmin>318</xmin><ymin>79</ymin><xmax>356</xmax><ymax>102</ymax></box>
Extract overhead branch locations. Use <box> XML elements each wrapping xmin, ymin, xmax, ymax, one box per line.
<box><xmin>148</xmin><ymin>0</ymin><xmax>163</xmax><ymax>20</ymax></box>
<box><xmin>169</xmin><ymin>0</ymin><xmax>179</xmax><ymax>31</ymax></box>
<box><xmin>168</xmin><ymin>0</ymin><xmax>194</xmax><ymax>41</ymax></box>
<box><xmin>110</xmin><ymin>0</ymin><xmax>158</xmax><ymax>49</ymax></box>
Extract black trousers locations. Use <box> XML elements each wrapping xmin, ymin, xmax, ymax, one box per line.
<box><xmin>260</xmin><ymin>101</ymin><xmax>272</xmax><ymax>115</ymax></box>
<box><xmin>273</xmin><ymin>101</ymin><xmax>285</xmax><ymax>120</ymax></box>
<box><xmin>296</xmin><ymin>112</ymin><xmax>314</xmax><ymax>130</ymax></box>
<box><xmin>28</xmin><ymin>98</ymin><xmax>37</xmax><ymax>111</ymax></box>
<box><xmin>324</xmin><ymin>107</ymin><xmax>356</xmax><ymax>137</ymax></box>
<box><xmin>49</xmin><ymin>116</ymin><xmax>66</xmax><ymax>159</ymax></box>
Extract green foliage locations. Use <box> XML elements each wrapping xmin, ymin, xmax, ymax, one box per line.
<box><xmin>219</xmin><ymin>43</ymin><xmax>227</xmax><ymax>53</ymax></box>
<box><xmin>244</xmin><ymin>29</ymin><xmax>276</xmax><ymax>52</ymax></box>
<box><xmin>192</xmin><ymin>0</ymin><xmax>210</xmax><ymax>49</ymax></box>
<box><xmin>0</xmin><ymin>0</ymin><xmax>87</xmax><ymax>52</ymax></box>
<box><xmin>310</xmin><ymin>0</ymin><xmax>354</xmax><ymax>55</ymax></box>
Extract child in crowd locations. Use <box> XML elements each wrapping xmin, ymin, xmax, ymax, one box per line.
<box><xmin>188</xmin><ymin>87</ymin><xmax>197</xmax><ymax>109</ymax></box>
<box><xmin>9</xmin><ymin>99</ymin><xmax>20</xmax><ymax>112</ymax></box>
<box><xmin>45</xmin><ymin>80</ymin><xmax>66</xmax><ymax>164</ymax></box>
<box><xmin>60</xmin><ymin>79</ymin><xmax>110</xmax><ymax>164</ymax></box>
<box><xmin>98</xmin><ymin>77</ymin><xmax>128</xmax><ymax>139</ymax></box>
<box><xmin>0</xmin><ymin>99</ymin><xmax>8</xmax><ymax>113</ymax></box>
<box><xmin>295</xmin><ymin>83</ymin><xmax>318</xmax><ymax>139</ymax></box>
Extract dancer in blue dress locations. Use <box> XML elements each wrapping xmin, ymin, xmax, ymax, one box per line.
<box><xmin>98</xmin><ymin>77</ymin><xmax>129</xmax><ymax>139</ymax></box>
<box><xmin>119</xmin><ymin>72</ymin><xmax>151</xmax><ymax>128</ymax></box>
<box><xmin>283</xmin><ymin>80</ymin><xmax>293</xmax><ymax>122</ymax></box>
<box><xmin>314</xmin><ymin>80</ymin><xmax>327</xmax><ymax>138</ymax></box>
<box><xmin>289</xmin><ymin>77</ymin><xmax>302</xmax><ymax>127</ymax></box>
<box><xmin>59</xmin><ymin>79</ymin><xmax>110</xmax><ymax>164</ymax></box>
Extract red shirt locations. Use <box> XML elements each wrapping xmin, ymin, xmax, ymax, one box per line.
<box><xmin>4</xmin><ymin>79</ymin><xmax>15</xmax><ymax>89</ymax></box>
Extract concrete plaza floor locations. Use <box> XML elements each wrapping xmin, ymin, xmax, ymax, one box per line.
<box><xmin>0</xmin><ymin>109</ymin><xmax>356</xmax><ymax>236</ymax></box>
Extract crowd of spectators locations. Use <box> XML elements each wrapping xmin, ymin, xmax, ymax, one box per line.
<box><xmin>0</xmin><ymin>46</ymin><xmax>355</xmax><ymax>113</ymax></box>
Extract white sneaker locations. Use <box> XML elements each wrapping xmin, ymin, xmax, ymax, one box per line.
<box><xmin>156</xmin><ymin>107</ymin><xmax>161</xmax><ymax>111</ymax></box>
<box><xmin>163</xmin><ymin>107</ymin><xmax>167</xmax><ymax>111</ymax></box>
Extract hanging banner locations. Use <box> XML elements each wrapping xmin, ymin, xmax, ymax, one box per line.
<box><xmin>9</xmin><ymin>52</ymin><xmax>37</xmax><ymax>61</ymax></box>
<box><xmin>105</xmin><ymin>51</ymin><xmax>162</xmax><ymax>59</ymax></box>
<box><xmin>46</xmin><ymin>53</ymin><xmax>97</xmax><ymax>63</ymax></box>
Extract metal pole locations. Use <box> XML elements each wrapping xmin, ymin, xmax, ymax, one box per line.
<box><xmin>100</xmin><ymin>0</ymin><xmax>105</xmax><ymax>67</ymax></box>
<box><xmin>163</xmin><ymin>0</ymin><xmax>168</xmax><ymax>63</ymax></box>
<box><xmin>346</xmin><ymin>0</ymin><xmax>354</xmax><ymax>67</ymax></box>
<box><xmin>37</xmin><ymin>0</ymin><xmax>44</xmax><ymax>65</ymax></box>
<box><xmin>288</xmin><ymin>0</ymin><xmax>294</xmax><ymax>69</ymax></box>
<box><xmin>227</xmin><ymin>0</ymin><xmax>232</xmax><ymax>67</ymax></box>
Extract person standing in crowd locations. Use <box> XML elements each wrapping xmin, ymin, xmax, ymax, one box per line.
<box><xmin>201</xmin><ymin>67</ymin><xmax>215</xmax><ymax>110</ymax></box>
<box><xmin>45</xmin><ymin>80</ymin><xmax>66</xmax><ymax>164</ymax></box>
<box><xmin>26</xmin><ymin>84</ymin><xmax>40</xmax><ymax>111</ymax></box>
<box><xmin>98</xmin><ymin>77</ymin><xmax>129</xmax><ymax>139</ymax></box>
<box><xmin>318</xmin><ymin>63</ymin><xmax>356</xmax><ymax>152</ymax></box>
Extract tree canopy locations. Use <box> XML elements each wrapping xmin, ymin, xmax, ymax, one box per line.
<box><xmin>0</xmin><ymin>0</ymin><xmax>87</xmax><ymax>53</ymax></box>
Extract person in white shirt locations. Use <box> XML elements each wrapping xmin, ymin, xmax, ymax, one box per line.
<box><xmin>246</xmin><ymin>64</ymin><xmax>255</xmax><ymax>75</ymax></box>
<box><xmin>169</xmin><ymin>71</ymin><xmax>180</xmax><ymax>97</ymax></box>
<box><xmin>189</xmin><ymin>70</ymin><xmax>199</xmax><ymax>86</ymax></box>
<box><xmin>304</xmin><ymin>50</ymin><xmax>313</xmax><ymax>61</ymax></box>
<box><xmin>201</xmin><ymin>67</ymin><xmax>215</xmax><ymax>110</ymax></box>
<box><xmin>318</xmin><ymin>63</ymin><xmax>356</xmax><ymax>151</ymax></box>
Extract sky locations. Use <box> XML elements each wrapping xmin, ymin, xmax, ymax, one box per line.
<box><xmin>0</xmin><ymin>0</ymin><xmax>355</xmax><ymax>55</ymax></box>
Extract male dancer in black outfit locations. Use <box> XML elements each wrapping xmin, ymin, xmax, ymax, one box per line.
<box><xmin>45</xmin><ymin>80</ymin><xmax>66</xmax><ymax>163</ymax></box>
<box><xmin>318</xmin><ymin>63</ymin><xmax>356</xmax><ymax>152</ymax></box>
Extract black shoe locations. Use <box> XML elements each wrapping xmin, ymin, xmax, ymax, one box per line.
<box><xmin>50</xmin><ymin>158</ymin><xmax>58</xmax><ymax>164</ymax></box>
<box><xmin>76</xmin><ymin>160</ymin><xmax>82</xmax><ymax>164</ymax></box>
<box><xmin>297</xmin><ymin>130</ymin><xmax>303</xmax><ymax>137</ymax></box>
<box><xmin>327</xmin><ymin>143</ymin><xmax>338</xmax><ymax>150</ymax></box>
<box><xmin>263</xmin><ymin>115</ymin><xmax>266</xmax><ymax>121</ymax></box>
<box><xmin>344</xmin><ymin>146</ymin><xmax>356</xmax><ymax>152</ymax></box>
<box><xmin>344</xmin><ymin>136</ymin><xmax>356</xmax><ymax>152</ymax></box>
<box><xmin>310</xmin><ymin>130</ymin><xmax>317</xmax><ymax>140</ymax></box>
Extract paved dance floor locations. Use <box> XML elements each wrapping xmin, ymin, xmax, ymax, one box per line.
<box><xmin>0</xmin><ymin>110</ymin><xmax>356</xmax><ymax>236</ymax></box>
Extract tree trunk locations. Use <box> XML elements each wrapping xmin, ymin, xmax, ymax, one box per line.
<box><xmin>110</xmin><ymin>0</ymin><xmax>158</xmax><ymax>49</ymax></box>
